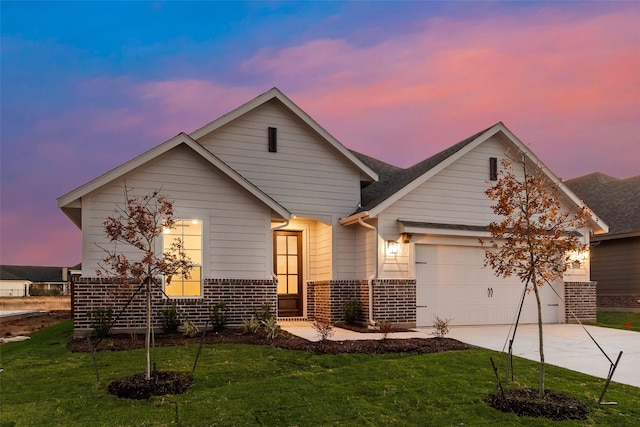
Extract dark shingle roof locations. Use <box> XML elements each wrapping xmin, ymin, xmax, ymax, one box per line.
<box><xmin>350</xmin><ymin>126</ymin><xmax>493</xmax><ymax>213</ymax></box>
<box><xmin>565</xmin><ymin>173</ymin><xmax>640</xmax><ymax>237</ymax></box>
<box><xmin>0</xmin><ymin>265</ymin><xmax>69</xmax><ymax>282</ymax></box>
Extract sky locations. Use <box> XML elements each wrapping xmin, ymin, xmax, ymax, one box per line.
<box><xmin>1</xmin><ymin>1</ymin><xmax>639</xmax><ymax>267</ymax></box>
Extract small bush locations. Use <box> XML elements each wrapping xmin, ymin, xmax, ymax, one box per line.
<box><xmin>89</xmin><ymin>306</ymin><xmax>113</xmax><ymax>339</ymax></box>
<box><xmin>377</xmin><ymin>320</ymin><xmax>394</xmax><ymax>340</ymax></box>
<box><xmin>312</xmin><ymin>320</ymin><xmax>335</xmax><ymax>341</ymax></box>
<box><xmin>342</xmin><ymin>299</ymin><xmax>362</xmax><ymax>325</ymax></box>
<box><xmin>178</xmin><ymin>320</ymin><xmax>199</xmax><ymax>337</ymax></box>
<box><xmin>209</xmin><ymin>301</ymin><xmax>228</xmax><ymax>332</ymax></box>
<box><xmin>431</xmin><ymin>316</ymin><xmax>452</xmax><ymax>338</ymax></box>
<box><xmin>160</xmin><ymin>303</ymin><xmax>180</xmax><ymax>334</ymax></box>
<box><xmin>255</xmin><ymin>303</ymin><xmax>275</xmax><ymax>323</ymax></box>
<box><xmin>241</xmin><ymin>315</ymin><xmax>261</xmax><ymax>334</ymax></box>
<box><xmin>262</xmin><ymin>316</ymin><xmax>281</xmax><ymax>340</ymax></box>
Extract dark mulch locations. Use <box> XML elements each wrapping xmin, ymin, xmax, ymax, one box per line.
<box><xmin>107</xmin><ymin>371</ymin><xmax>193</xmax><ymax>400</ymax></box>
<box><xmin>485</xmin><ymin>387</ymin><xmax>589</xmax><ymax>421</ymax></box>
<box><xmin>66</xmin><ymin>327</ymin><xmax>474</xmax><ymax>355</ymax></box>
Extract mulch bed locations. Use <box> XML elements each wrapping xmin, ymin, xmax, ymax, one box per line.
<box><xmin>66</xmin><ymin>327</ymin><xmax>474</xmax><ymax>355</ymax></box>
<box><xmin>485</xmin><ymin>387</ymin><xmax>589</xmax><ymax>421</ymax></box>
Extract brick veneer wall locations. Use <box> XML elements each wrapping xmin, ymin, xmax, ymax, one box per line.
<box><xmin>72</xmin><ymin>277</ymin><xmax>276</xmax><ymax>337</ymax></box>
<box><xmin>564</xmin><ymin>281</ymin><xmax>597</xmax><ymax>323</ymax></box>
<box><xmin>598</xmin><ymin>294</ymin><xmax>640</xmax><ymax>312</ymax></box>
<box><xmin>307</xmin><ymin>279</ymin><xmax>416</xmax><ymax>327</ymax></box>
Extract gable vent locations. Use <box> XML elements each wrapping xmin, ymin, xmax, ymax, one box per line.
<box><xmin>489</xmin><ymin>157</ymin><xmax>498</xmax><ymax>181</ymax></box>
<box><xmin>268</xmin><ymin>127</ymin><xmax>277</xmax><ymax>152</ymax></box>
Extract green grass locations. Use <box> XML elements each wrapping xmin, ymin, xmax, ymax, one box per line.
<box><xmin>1</xmin><ymin>320</ymin><xmax>638</xmax><ymax>426</ymax></box>
<box><xmin>585</xmin><ymin>311</ymin><xmax>640</xmax><ymax>332</ymax></box>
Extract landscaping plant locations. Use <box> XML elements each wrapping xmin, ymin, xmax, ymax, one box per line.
<box><xmin>98</xmin><ymin>187</ymin><xmax>194</xmax><ymax>381</ymax></box>
<box><xmin>481</xmin><ymin>155</ymin><xmax>591</xmax><ymax>397</ymax></box>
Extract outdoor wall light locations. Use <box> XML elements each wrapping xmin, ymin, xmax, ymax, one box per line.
<box><xmin>386</xmin><ymin>240</ymin><xmax>399</xmax><ymax>256</ymax></box>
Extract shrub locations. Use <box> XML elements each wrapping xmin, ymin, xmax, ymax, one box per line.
<box><xmin>377</xmin><ymin>320</ymin><xmax>394</xmax><ymax>340</ymax></box>
<box><xmin>160</xmin><ymin>303</ymin><xmax>180</xmax><ymax>334</ymax></box>
<box><xmin>255</xmin><ymin>303</ymin><xmax>275</xmax><ymax>323</ymax></box>
<box><xmin>209</xmin><ymin>301</ymin><xmax>228</xmax><ymax>332</ymax></box>
<box><xmin>89</xmin><ymin>306</ymin><xmax>113</xmax><ymax>339</ymax></box>
<box><xmin>262</xmin><ymin>316</ymin><xmax>281</xmax><ymax>340</ymax></box>
<box><xmin>178</xmin><ymin>320</ymin><xmax>199</xmax><ymax>337</ymax></box>
<box><xmin>431</xmin><ymin>316</ymin><xmax>451</xmax><ymax>338</ymax></box>
<box><xmin>342</xmin><ymin>299</ymin><xmax>362</xmax><ymax>325</ymax></box>
<box><xmin>241</xmin><ymin>315</ymin><xmax>261</xmax><ymax>334</ymax></box>
<box><xmin>312</xmin><ymin>320</ymin><xmax>335</xmax><ymax>341</ymax></box>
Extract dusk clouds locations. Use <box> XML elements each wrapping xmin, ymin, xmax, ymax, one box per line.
<box><xmin>1</xmin><ymin>1</ymin><xmax>638</xmax><ymax>266</ymax></box>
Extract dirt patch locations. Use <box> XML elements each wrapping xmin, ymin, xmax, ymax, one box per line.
<box><xmin>1</xmin><ymin>311</ymin><xmax>71</xmax><ymax>337</ymax></box>
<box><xmin>485</xmin><ymin>387</ymin><xmax>589</xmax><ymax>421</ymax></box>
<box><xmin>0</xmin><ymin>296</ymin><xmax>71</xmax><ymax>311</ymax></box>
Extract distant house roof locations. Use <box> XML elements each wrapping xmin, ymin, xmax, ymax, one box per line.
<box><xmin>565</xmin><ymin>173</ymin><xmax>640</xmax><ymax>239</ymax></box>
<box><xmin>0</xmin><ymin>265</ymin><xmax>72</xmax><ymax>282</ymax></box>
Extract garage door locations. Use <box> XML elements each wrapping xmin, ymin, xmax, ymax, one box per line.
<box><xmin>416</xmin><ymin>244</ymin><xmax>561</xmax><ymax>327</ymax></box>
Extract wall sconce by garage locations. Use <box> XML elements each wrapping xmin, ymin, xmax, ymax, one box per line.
<box><xmin>386</xmin><ymin>240</ymin><xmax>399</xmax><ymax>256</ymax></box>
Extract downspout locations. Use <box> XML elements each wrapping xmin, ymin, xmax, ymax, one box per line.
<box><xmin>358</xmin><ymin>218</ymin><xmax>377</xmax><ymax>326</ymax></box>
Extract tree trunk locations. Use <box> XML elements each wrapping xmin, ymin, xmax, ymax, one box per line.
<box><xmin>145</xmin><ymin>279</ymin><xmax>151</xmax><ymax>381</ymax></box>
<box><xmin>532</xmin><ymin>280</ymin><xmax>545</xmax><ymax>397</ymax></box>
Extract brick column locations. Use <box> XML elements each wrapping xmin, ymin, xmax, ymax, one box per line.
<box><xmin>564</xmin><ymin>281</ymin><xmax>597</xmax><ymax>323</ymax></box>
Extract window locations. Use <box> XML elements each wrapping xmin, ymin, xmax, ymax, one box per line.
<box><xmin>163</xmin><ymin>219</ymin><xmax>202</xmax><ymax>297</ymax></box>
<box><xmin>268</xmin><ymin>127</ymin><xmax>277</xmax><ymax>152</ymax></box>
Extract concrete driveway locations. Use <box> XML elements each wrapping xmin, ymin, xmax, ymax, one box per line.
<box><xmin>443</xmin><ymin>324</ymin><xmax>640</xmax><ymax>388</ymax></box>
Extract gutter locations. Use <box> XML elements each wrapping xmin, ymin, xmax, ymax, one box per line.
<box><xmin>357</xmin><ymin>217</ymin><xmax>377</xmax><ymax>326</ymax></box>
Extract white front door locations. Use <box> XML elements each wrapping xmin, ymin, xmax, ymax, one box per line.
<box><xmin>416</xmin><ymin>244</ymin><xmax>562</xmax><ymax>327</ymax></box>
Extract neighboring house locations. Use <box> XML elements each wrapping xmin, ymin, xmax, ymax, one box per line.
<box><xmin>58</xmin><ymin>88</ymin><xmax>607</xmax><ymax>337</ymax></box>
<box><xmin>565</xmin><ymin>173</ymin><xmax>640</xmax><ymax>312</ymax></box>
<box><xmin>0</xmin><ymin>265</ymin><xmax>78</xmax><ymax>297</ymax></box>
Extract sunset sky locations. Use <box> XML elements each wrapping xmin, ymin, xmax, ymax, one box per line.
<box><xmin>1</xmin><ymin>1</ymin><xmax>639</xmax><ymax>267</ymax></box>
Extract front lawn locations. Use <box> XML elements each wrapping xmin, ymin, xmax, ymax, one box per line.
<box><xmin>1</xmin><ymin>320</ymin><xmax>638</xmax><ymax>426</ymax></box>
<box><xmin>586</xmin><ymin>311</ymin><xmax>640</xmax><ymax>332</ymax></box>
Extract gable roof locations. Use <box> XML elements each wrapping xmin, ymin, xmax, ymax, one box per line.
<box><xmin>341</xmin><ymin>122</ymin><xmax>608</xmax><ymax>234</ymax></box>
<box><xmin>565</xmin><ymin>173</ymin><xmax>640</xmax><ymax>239</ymax></box>
<box><xmin>58</xmin><ymin>133</ymin><xmax>291</xmax><ymax>227</ymax></box>
<box><xmin>189</xmin><ymin>87</ymin><xmax>378</xmax><ymax>182</ymax></box>
<box><xmin>0</xmin><ymin>265</ymin><xmax>70</xmax><ymax>282</ymax></box>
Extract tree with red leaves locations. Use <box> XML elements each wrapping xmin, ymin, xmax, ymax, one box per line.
<box><xmin>482</xmin><ymin>154</ymin><xmax>591</xmax><ymax>396</ymax></box>
<box><xmin>99</xmin><ymin>187</ymin><xmax>193</xmax><ymax>380</ymax></box>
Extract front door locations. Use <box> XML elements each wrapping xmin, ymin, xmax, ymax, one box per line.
<box><xmin>274</xmin><ymin>231</ymin><xmax>303</xmax><ymax>317</ymax></box>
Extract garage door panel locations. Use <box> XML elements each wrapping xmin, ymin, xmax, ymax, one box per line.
<box><xmin>416</xmin><ymin>244</ymin><xmax>561</xmax><ymax>327</ymax></box>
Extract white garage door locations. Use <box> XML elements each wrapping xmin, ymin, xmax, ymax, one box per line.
<box><xmin>416</xmin><ymin>244</ymin><xmax>562</xmax><ymax>327</ymax></box>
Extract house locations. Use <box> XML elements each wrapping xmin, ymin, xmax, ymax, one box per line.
<box><xmin>0</xmin><ymin>265</ymin><xmax>78</xmax><ymax>297</ymax></box>
<box><xmin>565</xmin><ymin>173</ymin><xmax>640</xmax><ymax>312</ymax></box>
<box><xmin>58</xmin><ymin>88</ymin><xmax>607</xmax><ymax>337</ymax></box>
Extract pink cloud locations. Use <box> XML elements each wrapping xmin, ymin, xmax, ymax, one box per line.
<box><xmin>235</xmin><ymin>8</ymin><xmax>640</xmax><ymax>178</ymax></box>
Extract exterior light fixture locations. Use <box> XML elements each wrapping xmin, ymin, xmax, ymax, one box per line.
<box><xmin>386</xmin><ymin>240</ymin><xmax>399</xmax><ymax>256</ymax></box>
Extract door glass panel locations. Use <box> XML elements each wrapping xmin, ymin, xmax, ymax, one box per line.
<box><xmin>287</xmin><ymin>236</ymin><xmax>297</xmax><ymax>255</ymax></box>
<box><xmin>287</xmin><ymin>255</ymin><xmax>298</xmax><ymax>274</ymax></box>
<box><xmin>288</xmin><ymin>275</ymin><xmax>298</xmax><ymax>294</ymax></box>
<box><xmin>277</xmin><ymin>255</ymin><xmax>287</xmax><ymax>273</ymax></box>
<box><xmin>277</xmin><ymin>235</ymin><xmax>287</xmax><ymax>254</ymax></box>
<box><xmin>277</xmin><ymin>275</ymin><xmax>287</xmax><ymax>294</ymax></box>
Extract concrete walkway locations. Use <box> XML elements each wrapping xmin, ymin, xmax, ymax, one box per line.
<box><xmin>280</xmin><ymin>322</ymin><xmax>640</xmax><ymax>388</ymax></box>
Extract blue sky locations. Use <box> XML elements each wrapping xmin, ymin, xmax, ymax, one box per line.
<box><xmin>1</xmin><ymin>1</ymin><xmax>639</xmax><ymax>266</ymax></box>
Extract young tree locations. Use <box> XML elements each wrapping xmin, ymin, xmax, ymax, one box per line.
<box><xmin>98</xmin><ymin>188</ymin><xmax>193</xmax><ymax>380</ymax></box>
<box><xmin>481</xmin><ymin>155</ymin><xmax>591</xmax><ymax>396</ymax></box>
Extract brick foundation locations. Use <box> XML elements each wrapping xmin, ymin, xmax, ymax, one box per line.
<box><xmin>564</xmin><ymin>281</ymin><xmax>597</xmax><ymax>323</ymax></box>
<box><xmin>307</xmin><ymin>279</ymin><xmax>416</xmax><ymax>327</ymax></box>
<box><xmin>72</xmin><ymin>277</ymin><xmax>276</xmax><ymax>337</ymax></box>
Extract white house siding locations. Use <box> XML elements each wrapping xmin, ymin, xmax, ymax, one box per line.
<box><xmin>377</xmin><ymin>137</ymin><xmax>585</xmax><ymax>278</ymax></box>
<box><xmin>197</xmin><ymin>100</ymin><xmax>362</xmax><ymax>220</ymax></box>
<box><xmin>81</xmin><ymin>145</ymin><xmax>273</xmax><ymax>279</ymax></box>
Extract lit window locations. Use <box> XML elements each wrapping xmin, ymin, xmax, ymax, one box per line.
<box><xmin>163</xmin><ymin>219</ymin><xmax>202</xmax><ymax>297</ymax></box>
